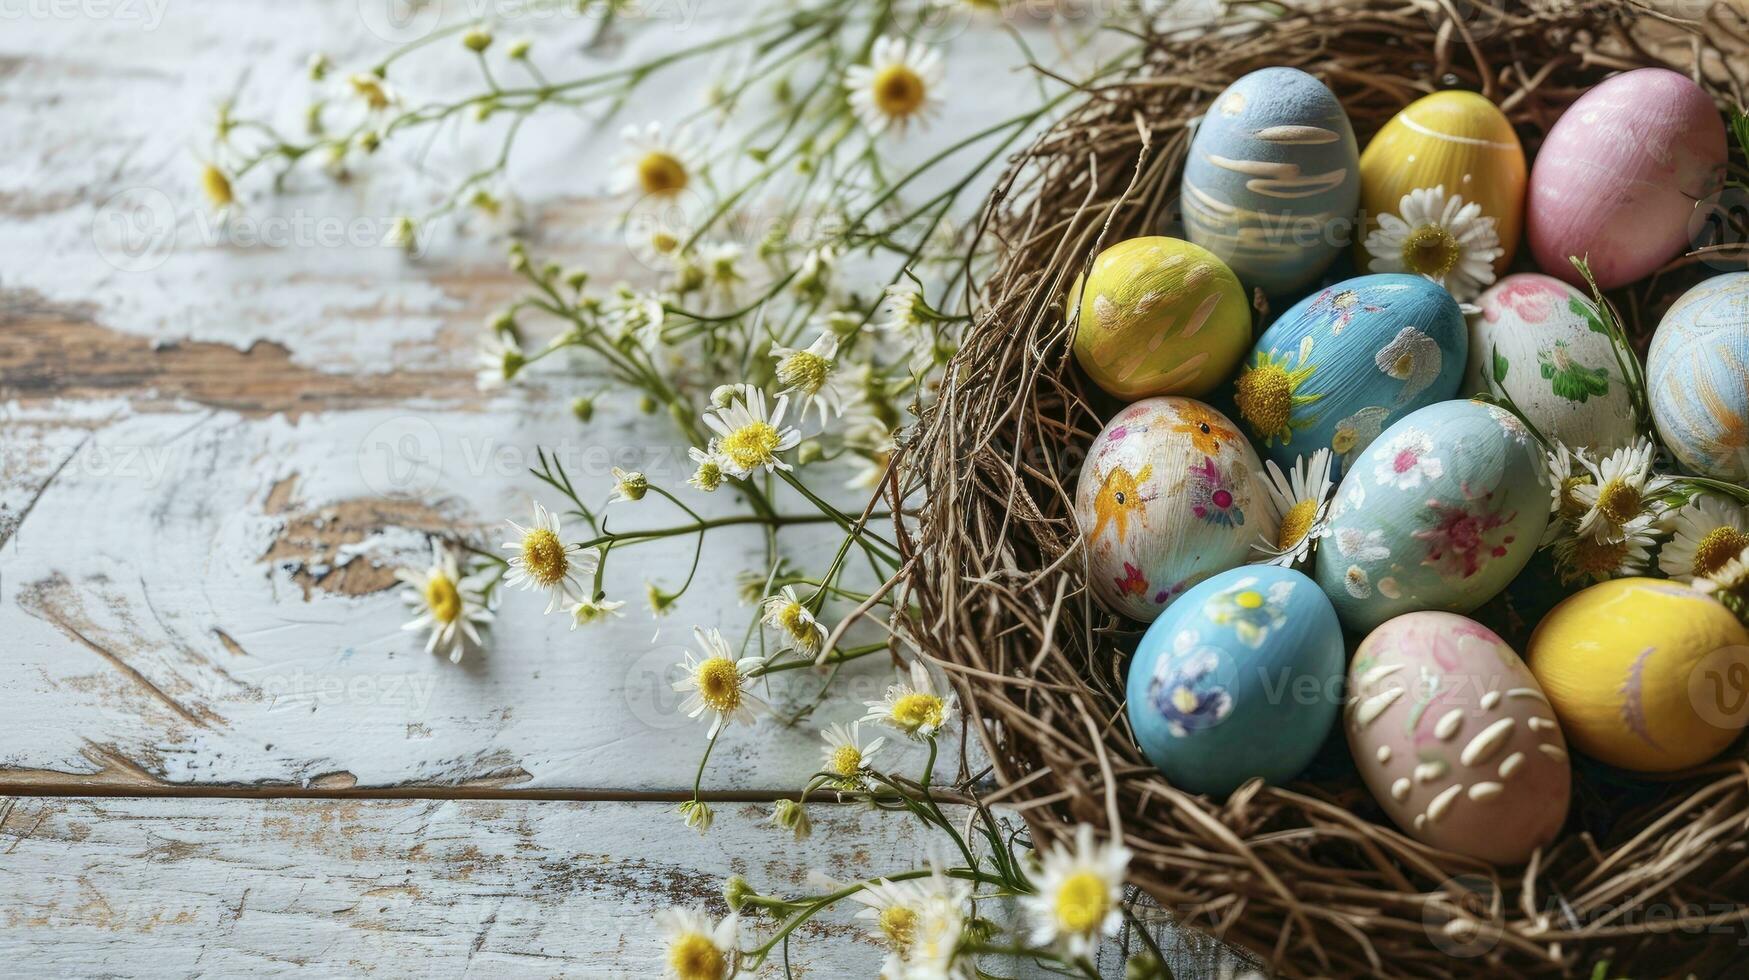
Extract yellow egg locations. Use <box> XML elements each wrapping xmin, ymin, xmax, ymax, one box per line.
<box><xmin>1356</xmin><ymin>91</ymin><xmax>1526</xmax><ymax>280</ymax></box>
<box><xmin>1527</xmin><ymin>578</ymin><xmax>1749</xmax><ymax>772</ymax></box>
<box><xmin>1070</xmin><ymin>237</ymin><xmax>1250</xmax><ymax>399</ymax></box>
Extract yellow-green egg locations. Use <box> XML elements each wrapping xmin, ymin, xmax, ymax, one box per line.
<box><xmin>1356</xmin><ymin>92</ymin><xmax>1526</xmax><ymax>285</ymax></box>
<box><xmin>1070</xmin><ymin>237</ymin><xmax>1251</xmax><ymax>399</ymax></box>
<box><xmin>1527</xmin><ymin>578</ymin><xmax>1749</xmax><ymax>772</ymax></box>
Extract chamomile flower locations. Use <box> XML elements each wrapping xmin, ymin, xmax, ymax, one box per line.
<box><xmin>609</xmin><ymin>467</ymin><xmax>648</xmax><ymax>504</ymax></box>
<box><xmin>877</xmin><ymin>281</ymin><xmax>928</xmax><ymax>334</ymax></box>
<box><xmin>672</xmin><ymin>627</ymin><xmax>766</xmax><ymax>738</ymax></box>
<box><xmin>476</xmin><ymin>333</ymin><xmax>525</xmax><ymax>391</ymax></box>
<box><xmin>687</xmin><ymin>446</ymin><xmax>727</xmax><ymax>492</ymax></box>
<box><xmin>395</xmin><ymin>542</ymin><xmax>492</xmax><ymax>662</ymax></box>
<box><xmin>819</xmin><ymin>720</ymin><xmax>885</xmax><ymax>790</ymax></box>
<box><xmin>604</xmin><ymin>288</ymin><xmax>669</xmax><ymax>349</ymax></box>
<box><xmin>1658</xmin><ymin>493</ymin><xmax>1749</xmax><ymax>582</ymax></box>
<box><xmin>1020</xmin><ymin>823</ymin><xmax>1133</xmax><ymax>959</ymax></box>
<box><xmin>845</xmin><ymin>37</ymin><xmax>945</xmax><ymax>136</ymax></box>
<box><xmin>1363</xmin><ymin>185</ymin><xmax>1503</xmax><ymax>301</ymax></box>
<box><xmin>348</xmin><ymin>73</ymin><xmax>398</xmax><ymax>112</ymax></box>
<box><xmin>1251</xmin><ymin>448</ymin><xmax>1335</xmax><ymax>567</ymax></box>
<box><xmin>864</xmin><ymin>660</ymin><xmax>957</xmax><ymax>740</ymax></box>
<box><xmin>1571</xmin><ymin>438</ymin><xmax>1665</xmax><ymax>542</ymax></box>
<box><xmin>1696</xmin><ymin>544</ymin><xmax>1749</xmax><ymax>598</ymax></box>
<box><xmin>701</xmin><ymin>388</ymin><xmax>802</xmax><ymax>477</ymax></box>
<box><xmin>1553</xmin><ymin>515</ymin><xmax>1659</xmax><ymax>585</ymax></box>
<box><xmin>700</xmin><ymin>242</ymin><xmax>745</xmax><ymax>302</ymax></box>
<box><xmin>569</xmin><ymin>596</ymin><xmax>626</xmax><ymax>628</ymax></box>
<box><xmin>658</xmin><ymin>907</ymin><xmax>738</xmax><ymax>980</ymax></box>
<box><xmin>792</xmin><ymin>244</ymin><xmax>838</xmax><ymax>298</ymax></box>
<box><xmin>616</xmin><ymin>121</ymin><xmax>703</xmax><ymax>198</ymax></box>
<box><xmin>770</xmin><ymin>333</ymin><xmax>847</xmax><ymax>424</ymax></box>
<box><xmin>501</xmin><ymin>501</ymin><xmax>595</xmax><ymax>613</ymax></box>
<box><xmin>851</xmin><ymin>866</ymin><xmax>971</xmax><ymax>975</ymax></box>
<box><xmin>761</xmin><ymin>585</ymin><xmax>829</xmax><ymax>656</ymax></box>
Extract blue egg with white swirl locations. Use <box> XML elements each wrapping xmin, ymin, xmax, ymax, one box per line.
<box><xmin>1183</xmin><ymin>67</ymin><xmax>1360</xmax><ymax>297</ymax></box>
<box><xmin>1125</xmin><ymin>565</ymin><xmax>1344</xmax><ymax>797</ymax></box>
<box><xmin>1232</xmin><ymin>274</ymin><xmax>1467</xmax><ymax>480</ymax></box>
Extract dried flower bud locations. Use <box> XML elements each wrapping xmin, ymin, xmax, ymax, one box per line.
<box><xmin>570</xmin><ymin>396</ymin><xmax>594</xmax><ymax>423</ymax></box>
<box><xmin>462</xmin><ymin>28</ymin><xmax>493</xmax><ymax>53</ymax></box>
<box><xmin>507</xmin><ymin>39</ymin><xmax>531</xmax><ymax>60</ymax></box>
<box><xmin>770</xmin><ymin>799</ymin><xmax>811</xmax><ymax>841</ymax></box>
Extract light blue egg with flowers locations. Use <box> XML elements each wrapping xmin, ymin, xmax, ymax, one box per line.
<box><xmin>1647</xmin><ymin>272</ymin><xmax>1749</xmax><ymax>481</ymax></box>
<box><xmin>1232</xmin><ymin>274</ymin><xmax>1467</xmax><ymax>480</ymax></box>
<box><xmin>1313</xmin><ymin>400</ymin><xmax>1550</xmax><ymax>634</ymax></box>
<box><xmin>1125</xmin><ymin>564</ymin><xmax>1344</xmax><ymax>797</ymax></box>
<box><xmin>1183</xmin><ymin>67</ymin><xmax>1360</xmax><ymax>297</ymax></box>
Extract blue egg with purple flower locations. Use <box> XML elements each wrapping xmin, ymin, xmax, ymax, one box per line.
<box><xmin>1125</xmin><ymin>564</ymin><xmax>1344</xmax><ymax>797</ymax></box>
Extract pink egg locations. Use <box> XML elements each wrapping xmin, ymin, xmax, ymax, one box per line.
<box><xmin>1526</xmin><ymin>68</ymin><xmax>1726</xmax><ymax>290</ymax></box>
<box><xmin>1345</xmin><ymin>612</ymin><xmax>1570</xmax><ymax>865</ymax></box>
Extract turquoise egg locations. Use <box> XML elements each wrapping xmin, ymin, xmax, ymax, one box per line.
<box><xmin>1314</xmin><ymin>400</ymin><xmax>1550</xmax><ymax>633</ymax></box>
<box><xmin>1125</xmin><ymin>565</ymin><xmax>1344</xmax><ymax>797</ymax></box>
<box><xmin>1232</xmin><ymin>274</ymin><xmax>1467</xmax><ymax>478</ymax></box>
<box><xmin>1647</xmin><ymin>273</ymin><xmax>1749</xmax><ymax>480</ymax></box>
<box><xmin>1183</xmin><ymin>67</ymin><xmax>1360</xmax><ymax>296</ymax></box>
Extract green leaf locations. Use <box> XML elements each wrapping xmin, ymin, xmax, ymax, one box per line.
<box><xmin>1492</xmin><ymin>346</ymin><xmax>1509</xmax><ymax>383</ymax></box>
<box><xmin>1731</xmin><ymin>106</ymin><xmax>1749</xmax><ymax>164</ymax></box>
<box><xmin>1569</xmin><ymin>295</ymin><xmax>1608</xmax><ymax>335</ymax></box>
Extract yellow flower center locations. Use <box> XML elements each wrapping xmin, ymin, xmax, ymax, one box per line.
<box><xmin>667</xmin><ymin>932</ymin><xmax>726</xmax><ymax>980</ymax></box>
<box><xmin>201</xmin><ymin>164</ymin><xmax>233</xmax><ymax>209</ymax></box>
<box><xmin>1693</xmin><ymin>526</ymin><xmax>1749</xmax><ymax>578</ymax></box>
<box><xmin>1401</xmin><ymin>224</ymin><xmax>1460</xmax><ymax>278</ymax></box>
<box><xmin>879</xmin><ymin>905</ymin><xmax>917</xmax><ymax>954</ymax></box>
<box><xmin>870</xmin><ymin>64</ymin><xmax>927</xmax><ymax>118</ymax></box>
<box><xmin>1595</xmin><ymin>479</ymin><xmax>1642</xmax><ymax>526</ymax></box>
<box><xmin>829</xmin><ymin>744</ymin><xmax>862</xmax><ymax>777</ymax></box>
<box><xmin>1277</xmin><ymin>498</ymin><xmax>1318</xmax><ymax>551</ymax></box>
<box><xmin>693</xmin><ymin>461</ymin><xmax>723</xmax><ymax>491</ymax></box>
<box><xmin>1571</xmin><ymin>536</ymin><xmax>1629</xmax><ymax>578</ymax></box>
<box><xmin>777</xmin><ymin>602</ymin><xmax>820</xmax><ymax>651</ymax></box>
<box><xmin>423</xmin><ymin>574</ymin><xmax>461</xmax><ymax>624</ymax></box>
<box><xmin>1235</xmin><ymin>364</ymin><xmax>1293</xmax><ymax>438</ymax></box>
<box><xmin>1559</xmin><ymin>475</ymin><xmax>1593</xmax><ymax>519</ymax></box>
<box><xmin>637</xmin><ymin>151</ymin><xmax>688</xmax><ymax>196</ymax></box>
<box><xmin>777</xmin><ymin>351</ymin><xmax>830</xmax><ymax>395</ymax></box>
<box><xmin>694</xmin><ymin>657</ymin><xmax>744</xmax><ymax>713</ymax></box>
<box><xmin>890</xmin><ymin>692</ymin><xmax>944</xmax><ymax>733</ymax></box>
<box><xmin>720</xmin><ymin>421</ymin><xmax>781</xmax><ymax>470</ymax></box>
<box><xmin>520</xmin><ymin>529</ymin><xmax>569</xmax><ymax>586</ymax></box>
<box><xmin>1171</xmin><ymin>686</ymin><xmax>1197</xmax><ymax>713</ymax></box>
<box><xmin>1054</xmin><ymin>871</ymin><xmax>1111</xmax><ymax>935</ymax></box>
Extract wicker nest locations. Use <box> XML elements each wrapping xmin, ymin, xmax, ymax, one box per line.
<box><xmin>885</xmin><ymin>1</ymin><xmax>1749</xmax><ymax>975</ymax></box>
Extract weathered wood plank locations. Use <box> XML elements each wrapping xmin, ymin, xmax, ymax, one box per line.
<box><xmin>0</xmin><ymin>797</ymin><xmax>1252</xmax><ymax>978</ymax></box>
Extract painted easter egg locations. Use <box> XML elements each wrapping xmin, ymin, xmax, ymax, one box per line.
<box><xmin>1527</xmin><ymin>68</ymin><xmax>1727</xmax><ymax>291</ymax></box>
<box><xmin>1347</xmin><ymin>612</ymin><xmax>1570</xmax><ymax>865</ymax></box>
<box><xmin>1127</xmin><ymin>565</ymin><xmax>1344</xmax><ymax>797</ymax></box>
<box><xmin>1356</xmin><ymin>91</ymin><xmax>1526</xmax><ymax>295</ymax></box>
<box><xmin>1075</xmin><ymin>397</ymin><xmax>1268</xmax><ymax>621</ymax></box>
<box><xmin>1182</xmin><ymin>67</ymin><xmax>1360</xmax><ymax>297</ymax></box>
<box><xmin>1646</xmin><ymin>272</ymin><xmax>1749</xmax><ymax>480</ymax></box>
<box><xmin>1313</xmin><ymin>400</ymin><xmax>1550</xmax><ymax>634</ymax></box>
<box><xmin>1070</xmin><ymin>237</ymin><xmax>1251</xmax><ymax>399</ymax></box>
<box><xmin>1232</xmin><ymin>274</ymin><xmax>1465</xmax><ymax>479</ymax></box>
<box><xmin>1467</xmin><ymin>274</ymin><xmax>1638</xmax><ymax>455</ymax></box>
<box><xmin>1528</xmin><ymin>578</ymin><xmax>1749</xmax><ymax>772</ymax></box>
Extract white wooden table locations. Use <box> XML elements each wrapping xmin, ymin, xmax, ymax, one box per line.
<box><xmin>0</xmin><ymin>2</ymin><xmax>1248</xmax><ymax>974</ymax></box>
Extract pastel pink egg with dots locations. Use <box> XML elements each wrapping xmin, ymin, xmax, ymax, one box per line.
<box><xmin>1344</xmin><ymin>611</ymin><xmax>1571</xmax><ymax>865</ymax></box>
<box><xmin>1526</xmin><ymin>68</ymin><xmax>1726</xmax><ymax>290</ymax></box>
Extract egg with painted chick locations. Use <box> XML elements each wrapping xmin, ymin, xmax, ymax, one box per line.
<box><xmin>1232</xmin><ymin>274</ymin><xmax>1466</xmax><ymax>479</ymax></box>
<box><xmin>1529</xmin><ymin>577</ymin><xmax>1749</xmax><ymax>772</ymax></box>
<box><xmin>1356</xmin><ymin>91</ymin><xmax>1526</xmax><ymax>298</ymax></box>
<box><xmin>1528</xmin><ymin>68</ymin><xmax>1727</xmax><ymax>291</ymax></box>
<box><xmin>1182</xmin><ymin>67</ymin><xmax>1360</xmax><ymax>297</ymax></box>
<box><xmin>1075</xmin><ymin>397</ymin><xmax>1268</xmax><ymax>622</ymax></box>
<box><xmin>1070</xmin><ymin>237</ymin><xmax>1251</xmax><ymax>399</ymax></box>
<box><xmin>1313</xmin><ymin>400</ymin><xmax>1549</xmax><ymax>634</ymax></box>
<box><xmin>1647</xmin><ymin>272</ymin><xmax>1749</xmax><ymax>480</ymax></box>
<box><xmin>1127</xmin><ymin>565</ymin><xmax>1345</xmax><ymax>797</ymax></box>
<box><xmin>1467</xmin><ymin>273</ymin><xmax>1638</xmax><ymax>455</ymax></box>
<box><xmin>1346</xmin><ymin>612</ymin><xmax>1570</xmax><ymax>865</ymax></box>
